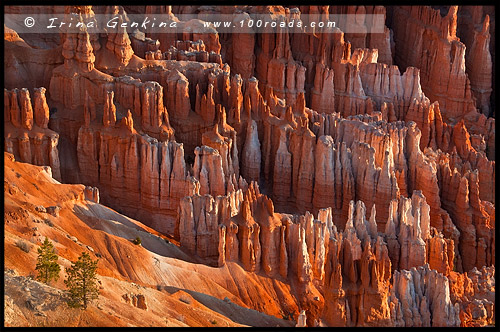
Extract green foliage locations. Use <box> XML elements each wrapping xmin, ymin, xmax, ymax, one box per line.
<box><xmin>132</xmin><ymin>236</ymin><xmax>142</xmax><ymax>245</ymax></box>
<box><xmin>36</xmin><ymin>237</ymin><xmax>60</xmax><ymax>284</ymax></box>
<box><xmin>64</xmin><ymin>252</ymin><xmax>100</xmax><ymax>309</ymax></box>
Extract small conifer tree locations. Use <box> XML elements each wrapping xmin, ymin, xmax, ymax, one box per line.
<box><xmin>64</xmin><ymin>252</ymin><xmax>100</xmax><ymax>309</ymax></box>
<box><xmin>35</xmin><ymin>237</ymin><xmax>60</xmax><ymax>284</ymax></box>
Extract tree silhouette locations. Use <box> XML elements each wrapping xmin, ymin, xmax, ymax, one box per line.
<box><xmin>64</xmin><ymin>252</ymin><xmax>100</xmax><ymax>309</ymax></box>
<box><xmin>35</xmin><ymin>237</ymin><xmax>60</xmax><ymax>284</ymax></box>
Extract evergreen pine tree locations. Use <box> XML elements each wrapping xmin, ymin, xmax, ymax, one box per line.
<box><xmin>64</xmin><ymin>252</ymin><xmax>100</xmax><ymax>309</ymax></box>
<box><xmin>35</xmin><ymin>237</ymin><xmax>60</xmax><ymax>284</ymax></box>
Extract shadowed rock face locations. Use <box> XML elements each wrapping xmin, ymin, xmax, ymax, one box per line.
<box><xmin>4</xmin><ymin>4</ymin><xmax>494</xmax><ymax>327</ymax></box>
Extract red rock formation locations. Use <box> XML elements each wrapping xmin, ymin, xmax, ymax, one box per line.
<box><xmin>427</xmin><ymin>228</ymin><xmax>455</xmax><ymax>275</ymax></box>
<box><xmin>4</xmin><ymin>87</ymin><xmax>61</xmax><ymax>181</ymax></box>
<box><xmin>312</xmin><ymin>136</ymin><xmax>335</xmax><ymax>210</ymax></box>
<box><xmin>202</xmin><ymin>123</ymin><xmax>240</xmax><ymax>187</ymax></box>
<box><xmin>19</xmin><ymin>88</ymin><xmax>34</xmax><ymax>130</ymax></box>
<box><xmin>464</xmin><ymin>15</ymin><xmax>493</xmax><ymax>116</ymax></box>
<box><xmin>33</xmin><ymin>88</ymin><xmax>50</xmax><ymax>129</ymax></box>
<box><xmin>272</xmin><ymin>127</ymin><xmax>292</xmax><ymax>206</ymax></box>
<box><xmin>449</xmin><ymin>266</ymin><xmax>495</xmax><ymax>326</ymax></box>
<box><xmin>113</xmin><ymin>76</ymin><xmax>174</xmax><ymax>141</ymax></box>
<box><xmin>228</xmin><ymin>11</ymin><xmax>255</xmax><ymax>78</ymax></box>
<box><xmin>82</xmin><ymin>185</ymin><xmax>99</xmax><ymax>203</ymax></box>
<box><xmin>77</xmin><ymin>121</ymin><xmax>197</xmax><ymax>234</ymax></box>
<box><xmin>241</xmin><ymin>120</ymin><xmax>261</xmax><ymax>183</ymax></box>
<box><xmin>181</xmin><ymin>184</ymin><xmax>456</xmax><ymax>326</ymax></box>
<box><xmin>331</xmin><ymin>200</ymin><xmax>392</xmax><ymax>326</ymax></box>
<box><xmin>105</xmin><ymin>22</ymin><xmax>134</xmax><ymax>67</ymax></box>
<box><xmin>437</xmin><ymin>154</ymin><xmax>495</xmax><ymax>273</ymax></box>
<box><xmin>192</xmin><ymin>146</ymin><xmax>225</xmax><ymax>197</ymax></box>
<box><xmin>310</xmin><ymin>64</ymin><xmax>335</xmax><ymax>113</ymax></box>
<box><xmin>50</xmin><ymin>26</ymin><xmax>114</xmax><ymax>110</ymax></box>
<box><xmin>329</xmin><ymin>5</ymin><xmax>393</xmax><ymax>66</ymax></box>
<box><xmin>164</xmin><ymin>39</ymin><xmax>216</xmax><ymax>65</ymax></box>
<box><xmin>290</xmin><ymin>122</ymin><xmax>316</xmax><ymax>213</ymax></box>
<box><xmin>405</xmin><ymin>122</ymin><xmax>448</xmax><ymax>232</ymax></box>
<box><xmin>143</xmin><ymin>5</ymin><xmax>178</xmax><ymax>52</ymax></box>
<box><xmin>384</xmin><ymin>191</ymin><xmax>430</xmax><ymax>271</ymax></box>
<box><xmin>130</xmin><ymin>31</ymin><xmax>160</xmax><ymax>59</ymax></box>
<box><xmin>365</xmin><ymin>6</ymin><xmax>393</xmax><ymax>65</ymax></box>
<box><xmin>179</xmin><ymin>190</ymin><xmax>244</xmax><ymax>264</ymax></box>
<box><xmin>389</xmin><ymin>264</ymin><xmax>460</xmax><ymax>326</ymax></box>
<box><xmin>390</xmin><ymin>6</ymin><xmax>477</xmax><ymax>121</ymax></box>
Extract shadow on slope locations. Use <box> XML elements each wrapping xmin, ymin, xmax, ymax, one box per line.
<box><xmin>162</xmin><ymin>285</ymin><xmax>295</xmax><ymax>327</ymax></box>
<box><xmin>72</xmin><ymin>203</ymin><xmax>202</xmax><ymax>265</ymax></box>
